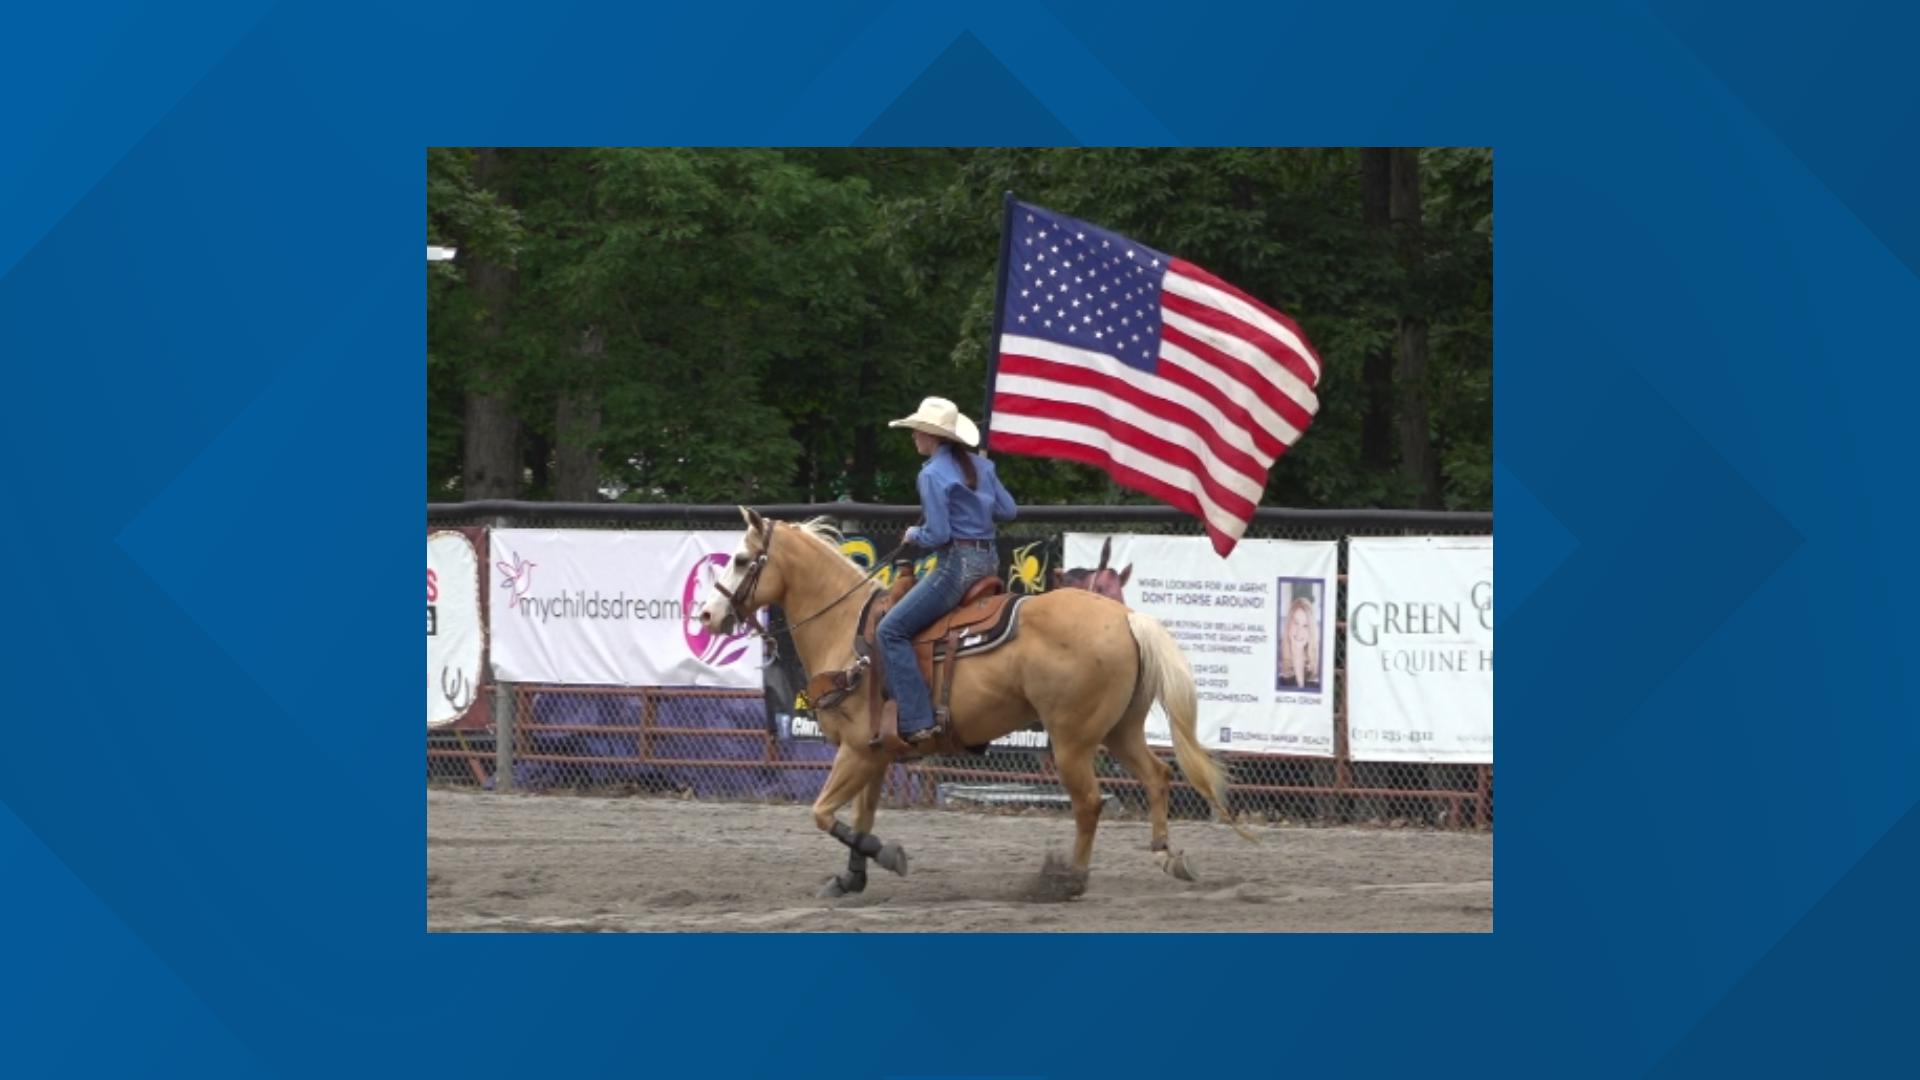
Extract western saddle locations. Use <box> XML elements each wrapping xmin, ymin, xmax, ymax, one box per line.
<box><xmin>803</xmin><ymin>562</ymin><xmax>1026</xmax><ymax>757</ymax></box>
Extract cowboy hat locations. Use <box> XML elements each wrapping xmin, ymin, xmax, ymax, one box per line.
<box><xmin>888</xmin><ymin>396</ymin><xmax>980</xmax><ymax>449</ymax></box>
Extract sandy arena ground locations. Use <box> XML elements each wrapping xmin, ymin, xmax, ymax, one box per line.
<box><xmin>427</xmin><ymin>789</ymin><xmax>1491</xmax><ymax>932</ymax></box>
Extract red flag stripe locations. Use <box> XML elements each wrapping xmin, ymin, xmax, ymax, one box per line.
<box><xmin>1160</xmin><ymin>320</ymin><xmax>1318</xmax><ymax>438</ymax></box>
<box><xmin>1160</xmin><ymin>289</ymin><xmax>1321</xmax><ymax>400</ymax></box>
<box><xmin>996</xmin><ymin>335</ymin><xmax>1282</xmax><ymax>469</ymax></box>
<box><xmin>1167</xmin><ymin>259</ymin><xmax>1324</xmax><ymax>379</ymax></box>
<box><xmin>990</xmin><ymin>395</ymin><xmax>1261</xmax><ymax>522</ymax></box>
<box><xmin>995</xmin><ymin>352</ymin><xmax>1271</xmax><ymax>483</ymax></box>
<box><xmin>988</xmin><ymin>430</ymin><xmax>1243</xmax><ymax>557</ymax></box>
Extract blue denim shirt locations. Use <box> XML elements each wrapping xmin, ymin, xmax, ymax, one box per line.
<box><xmin>906</xmin><ymin>447</ymin><xmax>1017</xmax><ymax>547</ymax></box>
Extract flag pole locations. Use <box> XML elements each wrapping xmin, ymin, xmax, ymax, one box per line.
<box><xmin>977</xmin><ymin>190</ymin><xmax>1016</xmax><ymax>450</ymax></box>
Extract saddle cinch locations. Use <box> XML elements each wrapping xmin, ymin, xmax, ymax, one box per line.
<box><xmin>804</xmin><ymin>563</ymin><xmax>1028</xmax><ymax>757</ymax></box>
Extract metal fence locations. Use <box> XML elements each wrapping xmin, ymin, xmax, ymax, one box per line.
<box><xmin>427</xmin><ymin>501</ymin><xmax>1492</xmax><ymax>829</ymax></box>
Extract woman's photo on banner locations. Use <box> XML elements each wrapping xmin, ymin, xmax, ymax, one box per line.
<box><xmin>1276</xmin><ymin>576</ymin><xmax>1325</xmax><ymax>694</ymax></box>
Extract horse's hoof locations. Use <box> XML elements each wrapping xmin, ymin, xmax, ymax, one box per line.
<box><xmin>1064</xmin><ymin>869</ymin><xmax>1089</xmax><ymax>899</ymax></box>
<box><xmin>874</xmin><ymin>842</ymin><xmax>910</xmax><ymax>877</ymax></box>
<box><xmin>1156</xmin><ymin>848</ymin><xmax>1198</xmax><ymax>882</ymax></box>
<box><xmin>1169</xmin><ymin>851</ymin><xmax>1198</xmax><ymax>883</ymax></box>
<box><xmin>1027</xmin><ymin>852</ymin><xmax>1089</xmax><ymax>901</ymax></box>
<box><xmin>818</xmin><ymin>872</ymin><xmax>866</xmax><ymax>899</ymax></box>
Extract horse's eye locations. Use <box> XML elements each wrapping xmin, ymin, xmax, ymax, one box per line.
<box><xmin>734</xmin><ymin>555</ymin><xmax>748</xmax><ymax>567</ymax></box>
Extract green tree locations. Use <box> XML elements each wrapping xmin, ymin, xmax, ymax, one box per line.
<box><xmin>426</xmin><ymin>148</ymin><xmax>1492</xmax><ymax>512</ymax></box>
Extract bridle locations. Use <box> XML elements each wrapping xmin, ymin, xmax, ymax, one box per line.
<box><xmin>712</xmin><ymin>515</ymin><xmax>776</xmax><ymax>652</ymax></box>
<box><xmin>710</xmin><ymin>516</ymin><xmax>904</xmax><ymax>667</ymax></box>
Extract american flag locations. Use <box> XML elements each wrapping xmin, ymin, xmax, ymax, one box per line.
<box><xmin>984</xmin><ymin>199</ymin><xmax>1322</xmax><ymax>556</ymax></box>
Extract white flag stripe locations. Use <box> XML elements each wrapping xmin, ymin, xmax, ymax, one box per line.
<box><xmin>1163</xmin><ymin>269</ymin><xmax>1322</xmax><ymax>384</ymax></box>
<box><xmin>1158</xmin><ymin>340</ymin><xmax>1305</xmax><ymax>446</ymax></box>
<box><xmin>991</xmin><ymin>410</ymin><xmax>1251</xmax><ymax>541</ymax></box>
<box><xmin>994</xmin><ymin>372</ymin><xmax>1266</xmax><ymax>502</ymax></box>
<box><xmin>998</xmin><ymin>334</ymin><xmax>1278</xmax><ymax>470</ymax></box>
<box><xmin>1160</xmin><ymin>307</ymin><xmax>1320</xmax><ymax>417</ymax></box>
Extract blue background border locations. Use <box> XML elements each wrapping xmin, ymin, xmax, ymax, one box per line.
<box><xmin>5</xmin><ymin>1</ymin><xmax>1915</xmax><ymax>1076</ymax></box>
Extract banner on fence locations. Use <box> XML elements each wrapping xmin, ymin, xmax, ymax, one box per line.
<box><xmin>768</xmin><ymin>529</ymin><xmax>1058</xmax><ymax>750</ymax></box>
<box><xmin>1345</xmin><ymin>536</ymin><xmax>1493</xmax><ymax>763</ymax></box>
<box><xmin>488</xmin><ymin>529</ymin><xmax>761</xmax><ymax>687</ymax></box>
<box><xmin>1065</xmin><ymin>533</ymin><xmax>1337</xmax><ymax>757</ymax></box>
<box><xmin>427</xmin><ymin>530</ymin><xmax>487</xmax><ymax>728</ymax></box>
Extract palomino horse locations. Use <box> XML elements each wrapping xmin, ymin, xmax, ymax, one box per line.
<box><xmin>694</xmin><ymin>508</ymin><xmax>1251</xmax><ymax>899</ymax></box>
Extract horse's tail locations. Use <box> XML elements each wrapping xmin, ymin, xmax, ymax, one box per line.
<box><xmin>1127</xmin><ymin>610</ymin><xmax>1257</xmax><ymax>843</ymax></box>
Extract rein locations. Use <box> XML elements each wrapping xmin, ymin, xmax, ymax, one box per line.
<box><xmin>713</xmin><ymin>517</ymin><xmax>906</xmax><ymax>667</ymax></box>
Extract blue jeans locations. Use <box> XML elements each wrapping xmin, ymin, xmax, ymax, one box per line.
<box><xmin>878</xmin><ymin>544</ymin><xmax>997</xmax><ymax>734</ymax></box>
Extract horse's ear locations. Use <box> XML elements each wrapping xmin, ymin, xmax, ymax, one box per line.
<box><xmin>1118</xmin><ymin>564</ymin><xmax>1133</xmax><ymax>587</ymax></box>
<box><xmin>740</xmin><ymin>506</ymin><xmax>764</xmax><ymax>530</ymax></box>
<box><xmin>1098</xmin><ymin>536</ymin><xmax>1113</xmax><ymax>571</ymax></box>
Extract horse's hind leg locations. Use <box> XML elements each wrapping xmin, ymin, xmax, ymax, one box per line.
<box><xmin>1050</xmin><ymin>739</ymin><xmax>1102</xmax><ymax>897</ymax></box>
<box><xmin>820</xmin><ymin>765</ymin><xmax>888</xmax><ymax>898</ymax></box>
<box><xmin>1104</xmin><ymin>723</ymin><xmax>1196</xmax><ymax>882</ymax></box>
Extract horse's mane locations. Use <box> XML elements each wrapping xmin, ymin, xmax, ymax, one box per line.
<box><xmin>793</xmin><ymin>516</ymin><xmax>844</xmax><ymax>548</ymax></box>
<box><xmin>782</xmin><ymin>517</ymin><xmax>865</xmax><ymax>576</ymax></box>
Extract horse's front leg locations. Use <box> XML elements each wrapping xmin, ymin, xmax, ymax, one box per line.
<box><xmin>820</xmin><ymin>765</ymin><xmax>889</xmax><ymax>897</ymax></box>
<box><xmin>812</xmin><ymin>746</ymin><xmax>906</xmax><ymax>898</ymax></box>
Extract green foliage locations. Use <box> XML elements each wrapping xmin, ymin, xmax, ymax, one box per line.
<box><xmin>427</xmin><ymin>148</ymin><xmax>1492</xmax><ymax>510</ymax></box>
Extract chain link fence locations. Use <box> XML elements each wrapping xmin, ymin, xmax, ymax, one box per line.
<box><xmin>427</xmin><ymin>501</ymin><xmax>1492</xmax><ymax>829</ymax></box>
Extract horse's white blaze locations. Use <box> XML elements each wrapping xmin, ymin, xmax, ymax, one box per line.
<box><xmin>696</xmin><ymin>535</ymin><xmax>755</xmax><ymax>630</ymax></box>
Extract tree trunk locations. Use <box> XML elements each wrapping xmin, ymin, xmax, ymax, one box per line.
<box><xmin>1390</xmin><ymin>149</ymin><xmax>1441</xmax><ymax>509</ymax></box>
<box><xmin>850</xmin><ymin>348</ymin><xmax>878</xmax><ymax>501</ymax></box>
<box><xmin>461</xmin><ymin>148</ymin><xmax>521</xmax><ymax>500</ymax></box>
<box><xmin>1360</xmin><ymin>149</ymin><xmax>1397</xmax><ymax>476</ymax></box>
<box><xmin>553</xmin><ymin>330</ymin><xmax>604</xmax><ymax>502</ymax></box>
<box><xmin>463</xmin><ymin>390</ymin><xmax>520</xmax><ymax>499</ymax></box>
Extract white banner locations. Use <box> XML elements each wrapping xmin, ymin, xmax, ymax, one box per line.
<box><xmin>1345</xmin><ymin>536</ymin><xmax>1493</xmax><ymax>763</ymax></box>
<box><xmin>488</xmin><ymin>529</ymin><xmax>762</xmax><ymax>687</ymax></box>
<box><xmin>427</xmin><ymin>531</ymin><xmax>485</xmax><ymax>727</ymax></box>
<box><xmin>1064</xmin><ymin>534</ymin><xmax>1337</xmax><ymax>757</ymax></box>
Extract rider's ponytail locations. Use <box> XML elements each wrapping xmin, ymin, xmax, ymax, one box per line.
<box><xmin>945</xmin><ymin>440</ymin><xmax>979</xmax><ymax>491</ymax></box>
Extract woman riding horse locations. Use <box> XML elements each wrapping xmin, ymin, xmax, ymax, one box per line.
<box><xmin>697</xmin><ymin>509</ymin><xmax>1251</xmax><ymax>897</ymax></box>
<box><xmin>880</xmin><ymin>396</ymin><xmax>1018</xmax><ymax>749</ymax></box>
